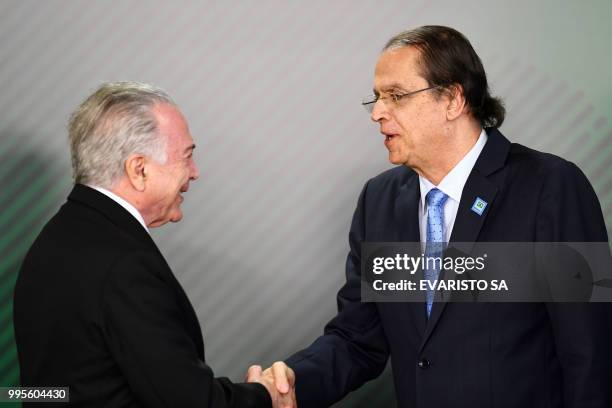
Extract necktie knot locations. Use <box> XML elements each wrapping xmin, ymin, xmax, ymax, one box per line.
<box><xmin>426</xmin><ymin>188</ymin><xmax>448</xmax><ymax>209</ymax></box>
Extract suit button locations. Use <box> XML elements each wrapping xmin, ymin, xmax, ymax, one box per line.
<box><xmin>418</xmin><ymin>358</ymin><xmax>430</xmax><ymax>369</ymax></box>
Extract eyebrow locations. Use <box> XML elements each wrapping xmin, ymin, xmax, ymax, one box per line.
<box><xmin>373</xmin><ymin>83</ymin><xmax>409</xmax><ymax>94</ymax></box>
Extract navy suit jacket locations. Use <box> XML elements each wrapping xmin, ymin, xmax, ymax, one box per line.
<box><xmin>286</xmin><ymin>128</ymin><xmax>611</xmax><ymax>408</ymax></box>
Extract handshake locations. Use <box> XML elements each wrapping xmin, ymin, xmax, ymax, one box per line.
<box><xmin>246</xmin><ymin>361</ymin><xmax>297</xmax><ymax>408</ymax></box>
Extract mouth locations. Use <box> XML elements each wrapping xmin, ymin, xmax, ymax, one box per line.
<box><xmin>383</xmin><ymin>133</ymin><xmax>399</xmax><ymax>146</ymax></box>
<box><xmin>178</xmin><ymin>184</ymin><xmax>189</xmax><ymax>203</ymax></box>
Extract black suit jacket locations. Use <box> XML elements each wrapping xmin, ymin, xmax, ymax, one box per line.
<box><xmin>286</xmin><ymin>128</ymin><xmax>611</xmax><ymax>408</ymax></box>
<box><xmin>14</xmin><ymin>184</ymin><xmax>271</xmax><ymax>408</ymax></box>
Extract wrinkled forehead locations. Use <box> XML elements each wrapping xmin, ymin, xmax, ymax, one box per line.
<box><xmin>374</xmin><ymin>46</ymin><xmax>426</xmax><ymax>90</ymax></box>
<box><xmin>154</xmin><ymin>104</ymin><xmax>194</xmax><ymax>154</ymax></box>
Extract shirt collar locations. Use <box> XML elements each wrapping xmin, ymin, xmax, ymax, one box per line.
<box><xmin>419</xmin><ymin>128</ymin><xmax>488</xmax><ymax>209</ymax></box>
<box><xmin>88</xmin><ymin>185</ymin><xmax>149</xmax><ymax>233</ymax></box>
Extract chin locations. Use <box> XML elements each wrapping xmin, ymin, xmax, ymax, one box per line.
<box><xmin>170</xmin><ymin>210</ymin><xmax>183</xmax><ymax>223</ymax></box>
<box><xmin>388</xmin><ymin>153</ymin><xmax>404</xmax><ymax>166</ymax></box>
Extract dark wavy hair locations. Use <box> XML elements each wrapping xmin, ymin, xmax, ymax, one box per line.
<box><xmin>384</xmin><ymin>25</ymin><xmax>505</xmax><ymax>128</ymax></box>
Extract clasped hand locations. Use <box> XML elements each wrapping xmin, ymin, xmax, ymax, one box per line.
<box><xmin>246</xmin><ymin>361</ymin><xmax>296</xmax><ymax>408</ymax></box>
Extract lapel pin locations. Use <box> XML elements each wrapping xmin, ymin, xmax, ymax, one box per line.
<box><xmin>471</xmin><ymin>197</ymin><xmax>488</xmax><ymax>216</ymax></box>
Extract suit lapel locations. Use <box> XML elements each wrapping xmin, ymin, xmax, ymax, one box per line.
<box><xmin>419</xmin><ymin>172</ymin><xmax>498</xmax><ymax>350</ymax></box>
<box><xmin>394</xmin><ymin>174</ymin><xmax>428</xmax><ymax>335</ymax></box>
<box><xmin>153</xmin><ymin>252</ymin><xmax>206</xmax><ymax>358</ymax></box>
<box><xmin>418</xmin><ymin>128</ymin><xmax>510</xmax><ymax>351</ymax></box>
<box><xmin>395</xmin><ymin>173</ymin><xmax>421</xmax><ymax>242</ymax></box>
<box><xmin>449</xmin><ymin>173</ymin><xmax>498</xmax><ymax>246</ymax></box>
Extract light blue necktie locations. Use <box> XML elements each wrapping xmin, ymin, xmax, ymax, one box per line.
<box><xmin>424</xmin><ymin>188</ymin><xmax>448</xmax><ymax>317</ymax></box>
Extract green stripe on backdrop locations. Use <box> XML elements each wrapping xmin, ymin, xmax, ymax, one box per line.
<box><xmin>0</xmin><ymin>169</ymin><xmax>62</xmax><ymax>228</ymax></box>
<box><xmin>0</xmin><ymin>158</ymin><xmax>55</xmax><ymax>210</ymax></box>
<box><xmin>0</xmin><ymin>154</ymin><xmax>65</xmax><ymax>404</ymax></box>
<box><xmin>0</xmin><ymin>180</ymin><xmax>65</xmax><ymax>257</ymax></box>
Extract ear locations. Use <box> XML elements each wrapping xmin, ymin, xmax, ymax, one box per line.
<box><xmin>124</xmin><ymin>154</ymin><xmax>147</xmax><ymax>192</ymax></box>
<box><xmin>445</xmin><ymin>84</ymin><xmax>467</xmax><ymax>121</ymax></box>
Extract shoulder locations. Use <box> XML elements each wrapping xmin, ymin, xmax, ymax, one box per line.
<box><xmin>504</xmin><ymin>141</ymin><xmax>606</xmax><ymax>241</ymax></box>
<box><xmin>363</xmin><ymin>166</ymin><xmax>417</xmax><ymax>195</ymax></box>
<box><xmin>507</xmin><ymin>142</ymin><xmax>580</xmax><ymax>176</ymax></box>
<box><xmin>23</xmin><ymin>199</ymin><xmax>156</xmax><ymax>282</ymax></box>
<box><xmin>56</xmin><ymin>200</ymin><xmax>146</xmax><ymax>250</ymax></box>
<box><xmin>504</xmin><ymin>142</ymin><xmax>594</xmax><ymax>198</ymax></box>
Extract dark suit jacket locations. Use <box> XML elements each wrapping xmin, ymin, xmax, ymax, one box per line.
<box><xmin>285</xmin><ymin>128</ymin><xmax>611</xmax><ymax>408</ymax></box>
<box><xmin>14</xmin><ymin>184</ymin><xmax>271</xmax><ymax>408</ymax></box>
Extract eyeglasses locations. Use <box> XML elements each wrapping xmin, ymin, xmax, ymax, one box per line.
<box><xmin>361</xmin><ymin>85</ymin><xmax>439</xmax><ymax>113</ymax></box>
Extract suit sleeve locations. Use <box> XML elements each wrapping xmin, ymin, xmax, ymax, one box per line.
<box><xmin>537</xmin><ymin>160</ymin><xmax>612</xmax><ymax>407</ymax></box>
<box><xmin>101</xmin><ymin>251</ymin><xmax>272</xmax><ymax>408</ymax></box>
<box><xmin>285</xmin><ymin>181</ymin><xmax>390</xmax><ymax>408</ymax></box>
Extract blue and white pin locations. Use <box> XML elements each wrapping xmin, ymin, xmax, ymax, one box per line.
<box><xmin>471</xmin><ymin>197</ymin><xmax>488</xmax><ymax>216</ymax></box>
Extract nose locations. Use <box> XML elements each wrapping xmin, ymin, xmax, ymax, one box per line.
<box><xmin>370</xmin><ymin>98</ymin><xmax>389</xmax><ymax>123</ymax></box>
<box><xmin>190</xmin><ymin>159</ymin><xmax>200</xmax><ymax>181</ymax></box>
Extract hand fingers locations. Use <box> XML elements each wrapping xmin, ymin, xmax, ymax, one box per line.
<box><xmin>272</xmin><ymin>361</ymin><xmax>290</xmax><ymax>394</ymax></box>
<box><xmin>277</xmin><ymin>391</ymin><xmax>296</xmax><ymax>408</ymax></box>
<box><xmin>246</xmin><ymin>364</ymin><xmax>262</xmax><ymax>382</ymax></box>
<box><xmin>286</xmin><ymin>366</ymin><xmax>296</xmax><ymax>387</ymax></box>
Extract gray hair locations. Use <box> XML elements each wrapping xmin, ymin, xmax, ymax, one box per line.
<box><xmin>68</xmin><ymin>81</ymin><xmax>176</xmax><ymax>188</ymax></box>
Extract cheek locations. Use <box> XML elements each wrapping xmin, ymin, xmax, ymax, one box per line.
<box><xmin>179</xmin><ymin>166</ymin><xmax>190</xmax><ymax>183</ymax></box>
<box><xmin>397</xmin><ymin>107</ymin><xmax>436</xmax><ymax>138</ymax></box>
<box><xmin>392</xmin><ymin>115</ymin><xmax>415</xmax><ymax>147</ymax></box>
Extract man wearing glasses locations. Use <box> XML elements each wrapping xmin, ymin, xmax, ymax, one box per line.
<box><xmin>260</xmin><ymin>26</ymin><xmax>611</xmax><ymax>407</ymax></box>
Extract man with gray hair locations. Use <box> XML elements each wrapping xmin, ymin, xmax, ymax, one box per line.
<box><xmin>14</xmin><ymin>82</ymin><xmax>295</xmax><ymax>407</ymax></box>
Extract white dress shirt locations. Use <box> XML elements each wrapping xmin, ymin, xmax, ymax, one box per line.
<box><xmin>88</xmin><ymin>185</ymin><xmax>149</xmax><ymax>233</ymax></box>
<box><xmin>418</xmin><ymin>129</ymin><xmax>487</xmax><ymax>245</ymax></box>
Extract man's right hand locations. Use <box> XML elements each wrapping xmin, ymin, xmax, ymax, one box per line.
<box><xmin>246</xmin><ymin>362</ymin><xmax>296</xmax><ymax>408</ymax></box>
